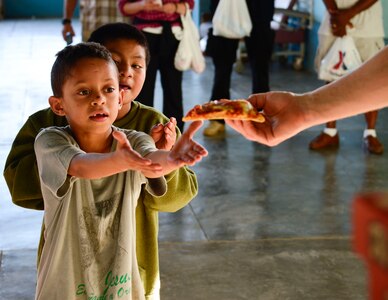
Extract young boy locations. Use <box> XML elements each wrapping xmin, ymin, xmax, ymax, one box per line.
<box><xmin>34</xmin><ymin>42</ymin><xmax>207</xmax><ymax>299</ymax></box>
<box><xmin>3</xmin><ymin>23</ymin><xmax>199</xmax><ymax>299</ymax></box>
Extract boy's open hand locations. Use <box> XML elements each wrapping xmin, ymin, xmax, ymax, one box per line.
<box><xmin>168</xmin><ymin>121</ymin><xmax>208</xmax><ymax>167</ymax></box>
<box><xmin>150</xmin><ymin>117</ymin><xmax>177</xmax><ymax>150</ymax></box>
<box><xmin>113</xmin><ymin>130</ymin><xmax>163</xmax><ymax>173</ymax></box>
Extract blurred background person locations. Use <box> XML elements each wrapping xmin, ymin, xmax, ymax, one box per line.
<box><xmin>119</xmin><ymin>0</ymin><xmax>195</xmax><ymax>132</ymax></box>
<box><xmin>62</xmin><ymin>0</ymin><xmax>131</xmax><ymax>42</ymax></box>
<box><xmin>203</xmin><ymin>0</ymin><xmax>275</xmax><ymax>137</ymax></box>
<box><xmin>309</xmin><ymin>0</ymin><xmax>385</xmax><ymax>154</ymax></box>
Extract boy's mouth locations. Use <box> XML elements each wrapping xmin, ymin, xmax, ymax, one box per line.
<box><xmin>90</xmin><ymin>112</ymin><xmax>109</xmax><ymax>121</ymax></box>
<box><xmin>119</xmin><ymin>84</ymin><xmax>131</xmax><ymax>91</ymax></box>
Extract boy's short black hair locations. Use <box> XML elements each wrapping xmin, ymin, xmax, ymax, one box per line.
<box><xmin>51</xmin><ymin>42</ymin><xmax>116</xmax><ymax>98</ymax></box>
<box><xmin>88</xmin><ymin>22</ymin><xmax>150</xmax><ymax>66</ymax></box>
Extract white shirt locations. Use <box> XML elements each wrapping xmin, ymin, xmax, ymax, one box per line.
<box><xmin>318</xmin><ymin>0</ymin><xmax>384</xmax><ymax>38</ymax></box>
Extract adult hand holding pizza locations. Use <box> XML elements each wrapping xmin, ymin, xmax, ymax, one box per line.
<box><xmin>225</xmin><ymin>93</ymin><xmax>307</xmax><ymax>147</ymax></box>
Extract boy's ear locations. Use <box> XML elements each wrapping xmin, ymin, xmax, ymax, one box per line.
<box><xmin>49</xmin><ymin>96</ymin><xmax>66</xmax><ymax>116</ymax></box>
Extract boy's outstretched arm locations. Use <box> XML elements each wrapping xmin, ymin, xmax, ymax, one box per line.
<box><xmin>68</xmin><ymin>130</ymin><xmax>163</xmax><ymax>179</ymax></box>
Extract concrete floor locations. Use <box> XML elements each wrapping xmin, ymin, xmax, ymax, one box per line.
<box><xmin>1</xmin><ymin>19</ymin><xmax>388</xmax><ymax>300</ymax></box>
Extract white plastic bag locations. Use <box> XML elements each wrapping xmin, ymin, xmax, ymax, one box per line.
<box><xmin>318</xmin><ymin>36</ymin><xmax>362</xmax><ymax>82</ymax></box>
<box><xmin>212</xmin><ymin>0</ymin><xmax>252</xmax><ymax>39</ymax></box>
<box><xmin>174</xmin><ymin>4</ymin><xmax>206</xmax><ymax>73</ymax></box>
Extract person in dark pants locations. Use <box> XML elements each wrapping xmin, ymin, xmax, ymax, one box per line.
<box><xmin>203</xmin><ymin>0</ymin><xmax>275</xmax><ymax>136</ymax></box>
<box><xmin>140</xmin><ymin>29</ymin><xmax>184</xmax><ymax>130</ymax></box>
<box><xmin>119</xmin><ymin>0</ymin><xmax>195</xmax><ymax>132</ymax></box>
<box><xmin>203</xmin><ymin>26</ymin><xmax>239</xmax><ymax>136</ymax></box>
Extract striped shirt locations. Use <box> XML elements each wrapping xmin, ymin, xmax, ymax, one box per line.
<box><xmin>79</xmin><ymin>0</ymin><xmax>131</xmax><ymax>41</ymax></box>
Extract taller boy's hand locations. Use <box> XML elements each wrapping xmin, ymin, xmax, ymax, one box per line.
<box><xmin>168</xmin><ymin>121</ymin><xmax>208</xmax><ymax>166</ymax></box>
<box><xmin>150</xmin><ymin>117</ymin><xmax>177</xmax><ymax>150</ymax></box>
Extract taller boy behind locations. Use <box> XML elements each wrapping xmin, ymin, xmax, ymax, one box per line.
<box><xmin>34</xmin><ymin>42</ymin><xmax>207</xmax><ymax>299</ymax></box>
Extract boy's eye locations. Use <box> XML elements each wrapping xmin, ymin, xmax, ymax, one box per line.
<box><xmin>132</xmin><ymin>64</ymin><xmax>143</xmax><ymax>69</ymax></box>
<box><xmin>113</xmin><ymin>60</ymin><xmax>120</xmax><ymax>67</ymax></box>
<box><xmin>78</xmin><ymin>89</ymin><xmax>90</xmax><ymax>96</ymax></box>
<box><xmin>105</xmin><ymin>87</ymin><xmax>115</xmax><ymax>93</ymax></box>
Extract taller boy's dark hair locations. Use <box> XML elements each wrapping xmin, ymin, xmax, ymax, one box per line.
<box><xmin>88</xmin><ymin>22</ymin><xmax>151</xmax><ymax>66</ymax></box>
<box><xmin>51</xmin><ymin>42</ymin><xmax>116</xmax><ymax>97</ymax></box>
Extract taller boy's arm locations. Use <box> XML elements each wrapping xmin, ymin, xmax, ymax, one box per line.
<box><xmin>4</xmin><ymin>119</ymin><xmax>43</xmax><ymax>209</ymax></box>
<box><xmin>3</xmin><ymin>110</ymin><xmax>67</xmax><ymax>209</ymax></box>
<box><xmin>141</xmin><ymin>167</ymin><xmax>198</xmax><ymax>212</ymax></box>
<box><xmin>127</xmin><ymin>106</ymin><xmax>199</xmax><ymax>212</ymax></box>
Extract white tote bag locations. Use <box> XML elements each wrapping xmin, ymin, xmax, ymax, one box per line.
<box><xmin>212</xmin><ymin>0</ymin><xmax>252</xmax><ymax>39</ymax></box>
<box><xmin>174</xmin><ymin>4</ymin><xmax>206</xmax><ymax>73</ymax></box>
<box><xmin>318</xmin><ymin>36</ymin><xmax>362</xmax><ymax>82</ymax></box>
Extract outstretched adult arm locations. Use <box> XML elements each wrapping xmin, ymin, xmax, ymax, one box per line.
<box><xmin>226</xmin><ymin>46</ymin><xmax>388</xmax><ymax>146</ymax></box>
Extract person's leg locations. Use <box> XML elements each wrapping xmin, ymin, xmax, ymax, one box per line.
<box><xmin>204</xmin><ymin>35</ymin><xmax>239</xmax><ymax>136</ymax></box>
<box><xmin>203</xmin><ymin>54</ymin><xmax>232</xmax><ymax>136</ymax></box>
<box><xmin>209</xmin><ymin>36</ymin><xmax>239</xmax><ymax>100</ymax></box>
<box><xmin>365</xmin><ymin>111</ymin><xmax>377</xmax><ymax>129</ymax></box>
<box><xmin>135</xmin><ymin>32</ymin><xmax>159</xmax><ymax>108</ymax></box>
<box><xmin>309</xmin><ymin>120</ymin><xmax>340</xmax><ymax>150</ymax></box>
<box><xmin>159</xmin><ymin>32</ymin><xmax>184</xmax><ymax>131</ymax></box>
<box><xmin>363</xmin><ymin>110</ymin><xmax>383</xmax><ymax>154</ymax></box>
<box><xmin>356</xmin><ymin>37</ymin><xmax>385</xmax><ymax>154</ymax></box>
<box><xmin>244</xmin><ymin>23</ymin><xmax>274</xmax><ymax>94</ymax></box>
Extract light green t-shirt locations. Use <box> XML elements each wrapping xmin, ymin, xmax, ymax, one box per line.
<box><xmin>34</xmin><ymin>126</ymin><xmax>166</xmax><ymax>300</ymax></box>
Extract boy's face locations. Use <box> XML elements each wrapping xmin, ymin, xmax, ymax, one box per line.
<box><xmin>50</xmin><ymin>58</ymin><xmax>122</xmax><ymax>136</ymax></box>
<box><xmin>103</xmin><ymin>39</ymin><xmax>147</xmax><ymax>107</ymax></box>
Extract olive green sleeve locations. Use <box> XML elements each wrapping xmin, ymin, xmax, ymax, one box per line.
<box><xmin>4</xmin><ymin>116</ymin><xmax>45</xmax><ymax>209</ymax></box>
<box><xmin>114</xmin><ymin>102</ymin><xmax>200</xmax><ymax>212</ymax></box>
<box><xmin>141</xmin><ymin>166</ymin><xmax>198</xmax><ymax>212</ymax></box>
<box><xmin>3</xmin><ymin>109</ymin><xmax>67</xmax><ymax>210</ymax></box>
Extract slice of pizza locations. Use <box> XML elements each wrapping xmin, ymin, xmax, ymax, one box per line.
<box><xmin>182</xmin><ymin>99</ymin><xmax>265</xmax><ymax>122</ymax></box>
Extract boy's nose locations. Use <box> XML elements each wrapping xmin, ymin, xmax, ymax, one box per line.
<box><xmin>91</xmin><ymin>95</ymin><xmax>105</xmax><ymax>106</ymax></box>
<box><xmin>119</xmin><ymin>65</ymin><xmax>133</xmax><ymax>78</ymax></box>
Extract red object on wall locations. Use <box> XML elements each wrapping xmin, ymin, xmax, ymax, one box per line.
<box><xmin>353</xmin><ymin>193</ymin><xmax>388</xmax><ymax>300</ymax></box>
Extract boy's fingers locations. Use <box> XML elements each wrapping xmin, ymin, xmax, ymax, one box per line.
<box><xmin>184</xmin><ymin>121</ymin><xmax>203</xmax><ymax>139</ymax></box>
<box><xmin>151</xmin><ymin>123</ymin><xmax>163</xmax><ymax>133</ymax></box>
<box><xmin>112</xmin><ymin>130</ymin><xmax>130</xmax><ymax>147</ymax></box>
<box><xmin>170</xmin><ymin>117</ymin><xmax>177</xmax><ymax>127</ymax></box>
<box><xmin>164</xmin><ymin>117</ymin><xmax>177</xmax><ymax>133</ymax></box>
